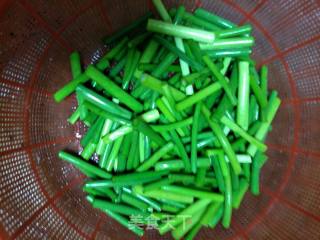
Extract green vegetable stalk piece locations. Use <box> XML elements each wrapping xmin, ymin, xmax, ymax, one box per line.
<box><xmin>110</xmin><ymin>56</ymin><xmax>127</xmax><ymax>77</ymax></box>
<box><xmin>186</xmin><ymin>40</ymin><xmax>204</xmax><ymax>64</ymax></box>
<box><xmin>143</xmin><ymin>134</ymin><xmax>152</xmax><ymax>160</ymax></box>
<box><xmin>123</xmin><ymin>50</ymin><xmax>141</xmax><ymax>90</ymax></box>
<box><xmin>231</xmin><ymin>121</ymin><xmax>261</xmax><ymax>150</ymax></box>
<box><xmin>82</xmin><ymin>102</ymin><xmax>130</xmax><ymax>125</ymax></box>
<box><xmin>220</xmin><ymin>116</ymin><xmax>267</xmax><ymax>152</ymax></box>
<box><xmin>153</xmin><ymin>35</ymin><xmax>203</xmax><ymax>71</ymax></box>
<box><xmin>68</xmin><ymin>105</ymin><xmax>82</xmax><ymax>124</ymax></box>
<box><xmin>151</xmin><ymin>116</ymin><xmax>193</xmax><ymax>132</ymax></box>
<box><xmin>242</xmin><ymin>162</ymin><xmax>251</xmax><ymax>180</ymax></box>
<box><xmin>126</xmin><ymin>131</ymin><xmax>139</xmax><ymax>171</ymax></box>
<box><xmin>172</xmin><ymin>205</ymin><xmax>205</xmax><ymax>240</ymax></box>
<box><xmin>211</xmin><ymin>155</ymin><xmax>225</xmax><ymax>192</ymax></box>
<box><xmin>248</xmin><ymin>95</ymin><xmax>281</xmax><ymax>156</ymax></box>
<box><xmin>96</xmin><ymin>119</ymin><xmax>113</xmax><ymax>155</ymax></box>
<box><xmin>230</xmin><ymin>166</ymin><xmax>240</xmax><ymax>191</ymax></box>
<box><xmin>212</xmin><ymin>63</ymin><xmax>238</xmax><ymax>121</ymax></box>
<box><xmin>111</xmin><ymin>170</ymin><xmax>169</xmax><ymax>187</ymax></box>
<box><xmin>142</xmin><ymin>188</ymin><xmax>194</xmax><ymax>204</ymax></box>
<box><xmin>249</xmin><ymin>94</ymin><xmax>259</xmax><ymax>124</ymax></box>
<box><xmin>175</xmin><ymin>82</ymin><xmax>222</xmax><ymax>111</ymax></box>
<box><xmin>152</xmin><ymin>45</ymin><xmax>167</xmax><ymax>64</ymax></box>
<box><xmin>85</xmin><ymin>65</ymin><xmax>143</xmax><ymax>113</ymax></box>
<box><xmin>97</xmin><ymin>37</ymin><xmax>129</xmax><ymax>69</ymax></box>
<box><xmin>59</xmin><ymin>151</ymin><xmax>112</xmax><ymax>179</ymax></box>
<box><xmin>99</xmin><ymin>123</ymin><xmax>119</xmax><ymax>169</ymax></box>
<box><xmin>173</xmin><ymin>8</ymin><xmax>191</xmax><ymax>84</ymax></box>
<box><xmin>199</xmin><ymin>37</ymin><xmax>255</xmax><ymax>50</ymax></box>
<box><xmin>136</xmin><ymin>71</ymin><xmax>185</xmax><ymax>101</ymax></box>
<box><xmin>133</xmin><ymin>118</ymin><xmax>167</xmax><ymax>147</ymax></box>
<box><xmin>251</xmin><ymin>151</ymin><xmax>268</xmax><ymax>195</ymax></box>
<box><xmin>93</xmin><ymin>198</ymin><xmax>148</xmax><ymax>217</ymax></box>
<box><xmin>81</xmin><ymin>117</ymin><xmax>105</xmax><ymax>160</ymax></box>
<box><xmin>148</xmin><ymin>19</ymin><xmax>215</xmax><ymax>43</ymax></box>
<box><xmin>54</xmin><ymin>73</ymin><xmax>90</xmax><ymax>103</ymax></box>
<box><xmin>80</xmin><ymin>117</ymin><xmax>105</xmax><ymax>147</ymax></box>
<box><xmin>141</xmin><ymin>109</ymin><xmax>161</xmax><ymax>123</ymax></box>
<box><xmin>249</xmin><ymin>66</ymin><xmax>268</xmax><ymax>111</ymax></box>
<box><xmin>154</xmin><ymin>158</ymin><xmax>211</xmax><ymax>171</ymax></box>
<box><xmin>152</xmin><ymin>0</ymin><xmax>172</xmax><ymax>22</ymax></box>
<box><xmin>128</xmin><ymin>32</ymin><xmax>152</xmax><ymax>48</ymax></box>
<box><xmin>140</xmin><ymin>40</ymin><xmax>160</xmax><ymax>64</ymax></box>
<box><xmin>183</xmin><ymin>68</ymin><xmax>210</xmax><ymax>84</ymax></box>
<box><xmin>122</xmin><ymin>48</ymin><xmax>135</xmax><ymax>89</ymax></box>
<box><xmin>162</xmin><ymin>87</ymin><xmax>188</xmax><ymax>133</ymax></box>
<box><xmin>87</xmin><ymin>196</ymin><xmax>144</xmax><ymax>236</ymax></box>
<box><xmin>237</xmin><ymin>61</ymin><xmax>250</xmax><ymax>130</ymax></box>
<box><xmin>221</xmin><ymin>57</ymin><xmax>233</xmax><ymax>75</ymax></box>
<box><xmin>76</xmin><ymin>85</ymin><xmax>132</xmax><ymax>120</ymax></box>
<box><xmin>139</xmin><ymin>63</ymin><xmax>181</xmax><ymax>73</ymax></box>
<box><xmin>202</xmin><ymin>105</ymin><xmax>242</xmax><ymax>175</ymax></box>
<box><xmin>151</xmin><ymin>52</ymin><xmax>178</xmax><ymax>78</ymax></box>
<box><xmin>85</xmin><ymin>180</ymin><xmax>115</xmax><ymax>189</ymax></box>
<box><xmin>114</xmin><ymin>47</ymin><xmax>127</xmax><ymax>62</ymax></box>
<box><xmin>123</xmin><ymin>187</ymin><xmax>162</xmax><ymax>212</ymax></box>
<box><xmin>207</xmin><ymin>205</ymin><xmax>223</xmax><ymax>228</ymax></box>
<box><xmin>194</xmin><ymin>8</ymin><xmax>236</xmax><ymax>29</ymax></box>
<box><xmin>159</xmin><ymin>198</ymin><xmax>187</xmax><ymax>209</ymax></box>
<box><xmin>156</xmin><ymin>98</ymin><xmax>176</xmax><ymax>123</ymax></box>
<box><xmin>190</xmin><ymin>102</ymin><xmax>202</xmax><ymax>174</ymax></box>
<box><xmin>203</xmin><ymin>55</ymin><xmax>237</xmax><ymax>106</ymax></box>
<box><xmin>173</xmin><ymin>6</ymin><xmax>191</xmax><ymax>81</ymax></box>
<box><xmin>105</xmin><ymin>136</ymin><xmax>124</xmax><ymax>171</ymax></box>
<box><xmin>169</xmin><ymin>130</ymin><xmax>191</xmax><ymax>172</ymax></box>
<box><xmin>103</xmin><ymin>12</ymin><xmax>152</xmax><ymax>44</ymax></box>
<box><xmin>207</xmin><ymin>48</ymin><xmax>252</xmax><ymax>58</ymax></box>
<box><xmin>185</xmin><ymin>202</ymin><xmax>222</xmax><ymax>240</ymax></box>
<box><xmin>215</xmin><ymin>152</ymin><xmax>232</xmax><ymax>228</ymax></box>
<box><xmin>143</xmin><ymin>178</ymin><xmax>174</xmax><ymax>192</ymax></box>
<box><xmin>158</xmin><ymin>198</ymin><xmax>211</xmax><ymax>235</ymax></box>
<box><xmin>83</xmin><ymin>113</ymin><xmax>98</xmax><ymax>127</ymax></box>
<box><xmin>175</xmin><ymin>37</ymin><xmax>190</xmax><ymax>77</ymax></box>
<box><xmin>231</xmin><ymin>154</ymin><xmax>252</xmax><ymax>163</ymax></box>
<box><xmin>216</xmin><ymin>24</ymin><xmax>252</xmax><ymax>38</ymax></box>
<box><xmin>161</xmin><ymin>204</ymin><xmax>180</xmax><ymax>213</ymax></box>
<box><xmin>169</xmin><ymin>173</ymin><xmax>218</xmax><ymax>187</ymax></box>
<box><xmin>162</xmin><ymin>185</ymin><xmax>224</xmax><ymax>202</ymax></box>
<box><xmin>116</xmin><ymin>132</ymin><xmax>131</xmax><ymax>172</ymax></box>
<box><xmin>182</xmin><ymin>12</ymin><xmax>221</xmax><ymax>31</ymax></box>
<box><xmin>55</xmin><ymin>39</ymin><xmax>132</xmax><ymax>102</ymax></box>
<box><xmin>193</xmin><ymin>137</ymin><xmax>216</xmax><ymax>150</ymax></box>
<box><xmin>83</xmin><ymin>186</ymin><xmax>117</xmax><ymax>201</ymax></box>
<box><xmin>137</xmin><ymin>142</ymin><xmax>174</xmax><ymax>171</ymax></box>
<box><xmin>102</xmin><ymin>109</ymin><xmax>160</xmax><ymax>144</ymax></box>
<box><xmin>195</xmin><ymin>167</ymin><xmax>207</xmax><ymax>186</ymax></box>
<box><xmin>76</xmin><ymin>92</ymin><xmax>87</xmax><ymax>119</ymax></box>
<box><xmin>232</xmin><ymin>178</ymin><xmax>249</xmax><ymax>208</ymax></box>
<box><xmin>103</xmin><ymin>125</ymin><xmax>133</xmax><ymax>144</ymax></box>
<box><xmin>120</xmin><ymin>192</ymin><xmax>149</xmax><ymax>212</ymax></box>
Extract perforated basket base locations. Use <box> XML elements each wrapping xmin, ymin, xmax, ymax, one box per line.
<box><xmin>0</xmin><ymin>0</ymin><xmax>320</xmax><ymax>239</ymax></box>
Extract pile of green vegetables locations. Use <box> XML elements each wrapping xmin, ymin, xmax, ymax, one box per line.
<box><xmin>54</xmin><ymin>0</ymin><xmax>281</xmax><ymax>239</ymax></box>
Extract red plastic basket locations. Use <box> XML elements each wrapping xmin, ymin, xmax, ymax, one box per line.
<box><xmin>0</xmin><ymin>0</ymin><xmax>319</xmax><ymax>239</ymax></box>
